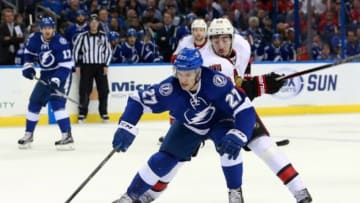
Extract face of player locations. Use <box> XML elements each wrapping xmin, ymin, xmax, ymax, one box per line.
<box><xmin>127</xmin><ymin>36</ymin><xmax>137</xmax><ymax>46</ymax></box>
<box><xmin>176</xmin><ymin>70</ymin><xmax>200</xmax><ymax>91</ymax></box>
<box><xmin>41</xmin><ymin>26</ymin><xmax>55</xmax><ymax>41</ymax></box>
<box><xmin>210</xmin><ymin>34</ymin><xmax>232</xmax><ymax>57</ymax></box>
<box><xmin>192</xmin><ymin>28</ymin><xmax>206</xmax><ymax>44</ymax></box>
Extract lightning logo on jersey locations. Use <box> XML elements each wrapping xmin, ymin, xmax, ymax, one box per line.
<box><xmin>184</xmin><ymin>97</ymin><xmax>216</xmax><ymax>125</ymax></box>
<box><xmin>39</xmin><ymin>50</ymin><xmax>55</xmax><ymax>67</ymax></box>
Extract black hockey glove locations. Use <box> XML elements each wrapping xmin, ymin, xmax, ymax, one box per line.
<box><xmin>241</xmin><ymin>72</ymin><xmax>285</xmax><ymax>100</ymax></box>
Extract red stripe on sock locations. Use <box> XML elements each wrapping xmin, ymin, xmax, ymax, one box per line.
<box><xmin>151</xmin><ymin>181</ymin><xmax>168</xmax><ymax>192</ymax></box>
<box><xmin>277</xmin><ymin>164</ymin><xmax>298</xmax><ymax>184</ymax></box>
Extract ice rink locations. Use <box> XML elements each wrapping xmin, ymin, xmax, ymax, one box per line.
<box><xmin>1</xmin><ymin>113</ymin><xmax>359</xmax><ymax>203</ymax></box>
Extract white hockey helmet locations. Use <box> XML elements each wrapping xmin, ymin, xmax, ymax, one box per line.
<box><xmin>207</xmin><ymin>18</ymin><xmax>234</xmax><ymax>38</ymax></box>
<box><xmin>191</xmin><ymin>18</ymin><xmax>207</xmax><ymax>32</ymax></box>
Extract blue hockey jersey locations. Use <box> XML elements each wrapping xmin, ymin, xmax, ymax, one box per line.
<box><xmin>24</xmin><ymin>32</ymin><xmax>74</xmax><ymax>82</ymax></box>
<box><xmin>120</xmin><ymin>67</ymin><xmax>255</xmax><ymax>139</ymax></box>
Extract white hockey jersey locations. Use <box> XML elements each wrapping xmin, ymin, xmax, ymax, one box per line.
<box><xmin>201</xmin><ymin>34</ymin><xmax>251</xmax><ymax>82</ymax></box>
<box><xmin>173</xmin><ymin>35</ymin><xmax>209</xmax><ymax>55</ymax></box>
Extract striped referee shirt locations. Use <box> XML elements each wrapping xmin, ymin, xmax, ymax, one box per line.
<box><xmin>72</xmin><ymin>30</ymin><xmax>112</xmax><ymax>66</ymax></box>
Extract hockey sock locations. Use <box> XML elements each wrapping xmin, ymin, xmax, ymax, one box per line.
<box><xmin>222</xmin><ymin>163</ymin><xmax>243</xmax><ymax>189</ymax></box>
<box><xmin>52</xmin><ymin>100</ymin><xmax>71</xmax><ymax>133</ymax></box>
<box><xmin>128</xmin><ymin>152</ymin><xmax>178</xmax><ymax>199</ymax></box>
<box><xmin>147</xmin><ymin>161</ymin><xmax>185</xmax><ymax>199</ymax></box>
<box><xmin>54</xmin><ymin>109</ymin><xmax>71</xmax><ymax>133</ymax></box>
<box><xmin>25</xmin><ymin>103</ymin><xmax>41</xmax><ymax>132</ymax></box>
<box><xmin>247</xmin><ymin>136</ymin><xmax>306</xmax><ymax>195</ymax></box>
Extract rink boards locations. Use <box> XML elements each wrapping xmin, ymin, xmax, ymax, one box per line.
<box><xmin>1</xmin><ymin>62</ymin><xmax>360</xmax><ymax>126</ymax></box>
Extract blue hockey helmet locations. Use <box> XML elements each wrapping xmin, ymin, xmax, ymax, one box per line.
<box><xmin>108</xmin><ymin>31</ymin><xmax>120</xmax><ymax>41</ymax></box>
<box><xmin>174</xmin><ymin>48</ymin><xmax>203</xmax><ymax>71</ymax></box>
<box><xmin>272</xmin><ymin>33</ymin><xmax>282</xmax><ymax>41</ymax></box>
<box><xmin>40</xmin><ymin>16</ymin><xmax>55</xmax><ymax>29</ymax></box>
<box><xmin>127</xmin><ymin>28</ymin><xmax>137</xmax><ymax>37</ymax></box>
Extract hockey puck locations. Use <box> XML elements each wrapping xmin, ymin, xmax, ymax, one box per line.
<box><xmin>275</xmin><ymin>139</ymin><xmax>290</xmax><ymax>146</ymax></box>
<box><xmin>158</xmin><ymin>136</ymin><xmax>164</xmax><ymax>143</ymax></box>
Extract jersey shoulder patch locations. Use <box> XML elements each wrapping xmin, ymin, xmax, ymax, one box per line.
<box><xmin>159</xmin><ymin>82</ymin><xmax>173</xmax><ymax>96</ymax></box>
<box><xmin>212</xmin><ymin>74</ymin><xmax>228</xmax><ymax>87</ymax></box>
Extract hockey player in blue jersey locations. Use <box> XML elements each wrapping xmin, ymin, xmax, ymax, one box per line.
<box><xmin>118</xmin><ymin>28</ymin><xmax>142</xmax><ymax>63</ymax></box>
<box><xmin>112</xmin><ymin>48</ymin><xmax>256</xmax><ymax>202</ymax></box>
<box><xmin>108</xmin><ymin>31</ymin><xmax>123</xmax><ymax>63</ymax></box>
<box><xmin>18</xmin><ymin>16</ymin><xmax>74</xmax><ymax>150</ymax></box>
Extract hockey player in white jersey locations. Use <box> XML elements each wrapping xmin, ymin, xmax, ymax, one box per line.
<box><xmin>170</xmin><ymin>18</ymin><xmax>209</xmax><ymax>63</ymax></box>
<box><xmin>141</xmin><ymin>18</ymin><xmax>312</xmax><ymax>203</ymax></box>
<box><xmin>18</xmin><ymin>17</ymin><xmax>74</xmax><ymax>150</ymax></box>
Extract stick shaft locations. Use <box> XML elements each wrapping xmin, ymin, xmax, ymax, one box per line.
<box><xmin>276</xmin><ymin>54</ymin><xmax>360</xmax><ymax>81</ymax></box>
<box><xmin>34</xmin><ymin>77</ymin><xmax>81</xmax><ymax>107</ymax></box>
<box><xmin>65</xmin><ymin>149</ymin><xmax>117</xmax><ymax>203</ymax></box>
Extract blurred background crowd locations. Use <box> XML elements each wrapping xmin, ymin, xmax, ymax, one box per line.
<box><xmin>0</xmin><ymin>0</ymin><xmax>360</xmax><ymax>65</ymax></box>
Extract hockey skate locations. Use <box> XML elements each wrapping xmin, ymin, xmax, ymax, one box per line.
<box><xmin>112</xmin><ymin>193</ymin><xmax>141</xmax><ymax>203</ymax></box>
<box><xmin>295</xmin><ymin>188</ymin><xmax>312</xmax><ymax>203</ymax></box>
<box><xmin>228</xmin><ymin>188</ymin><xmax>244</xmax><ymax>203</ymax></box>
<box><xmin>18</xmin><ymin>132</ymin><xmax>33</xmax><ymax>149</ymax></box>
<box><xmin>55</xmin><ymin>131</ymin><xmax>75</xmax><ymax>151</ymax></box>
<box><xmin>138</xmin><ymin>192</ymin><xmax>155</xmax><ymax>203</ymax></box>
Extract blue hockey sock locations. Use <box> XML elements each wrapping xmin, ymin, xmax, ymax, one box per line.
<box><xmin>127</xmin><ymin>173</ymin><xmax>153</xmax><ymax>200</ymax></box>
<box><xmin>222</xmin><ymin>163</ymin><xmax>243</xmax><ymax>189</ymax></box>
<box><xmin>57</xmin><ymin>118</ymin><xmax>71</xmax><ymax>133</ymax></box>
<box><xmin>25</xmin><ymin>103</ymin><xmax>41</xmax><ymax>132</ymax></box>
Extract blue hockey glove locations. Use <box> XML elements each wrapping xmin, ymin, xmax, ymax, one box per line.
<box><xmin>49</xmin><ymin>77</ymin><xmax>61</xmax><ymax>89</ymax></box>
<box><xmin>22</xmin><ymin>63</ymin><xmax>35</xmax><ymax>80</ymax></box>
<box><xmin>112</xmin><ymin>120</ymin><xmax>138</xmax><ymax>152</ymax></box>
<box><xmin>218</xmin><ymin>129</ymin><xmax>248</xmax><ymax>160</ymax></box>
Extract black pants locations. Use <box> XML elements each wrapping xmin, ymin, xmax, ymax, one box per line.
<box><xmin>79</xmin><ymin>64</ymin><xmax>109</xmax><ymax>117</ymax></box>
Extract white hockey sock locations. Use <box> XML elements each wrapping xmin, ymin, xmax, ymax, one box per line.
<box><xmin>247</xmin><ymin>136</ymin><xmax>306</xmax><ymax>196</ymax></box>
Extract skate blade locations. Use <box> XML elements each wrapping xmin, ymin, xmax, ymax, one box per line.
<box><xmin>18</xmin><ymin>143</ymin><xmax>32</xmax><ymax>149</ymax></box>
<box><xmin>56</xmin><ymin>143</ymin><xmax>75</xmax><ymax>151</ymax></box>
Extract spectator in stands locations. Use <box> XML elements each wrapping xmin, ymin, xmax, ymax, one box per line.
<box><xmin>62</xmin><ymin>0</ymin><xmax>88</xmax><ymax>24</ymax></box>
<box><xmin>0</xmin><ymin>8</ymin><xmax>25</xmax><ymax>65</ymax></box>
<box><xmin>142</xmin><ymin>0</ymin><xmax>162</xmax><ymax>20</ymax></box>
<box><xmin>319</xmin><ymin>43</ymin><xmax>337</xmax><ymax>60</ymax></box>
<box><xmin>64</xmin><ymin>9</ymin><xmax>88</xmax><ymax>49</ymax></box>
<box><xmin>345</xmin><ymin>29</ymin><xmax>360</xmax><ymax>56</ymax></box>
<box><xmin>142</xmin><ymin>6</ymin><xmax>163</xmax><ymax>31</ymax></box>
<box><xmin>156</xmin><ymin>10</ymin><xmax>176</xmax><ymax>62</ymax></box>
<box><xmin>98</xmin><ymin>7</ymin><xmax>110</xmax><ymax>34</ymax></box>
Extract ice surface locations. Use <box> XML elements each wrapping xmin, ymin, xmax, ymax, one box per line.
<box><xmin>1</xmin><ymin>113</ymin><xmax>359</xmax><ymax>203</ymax></box>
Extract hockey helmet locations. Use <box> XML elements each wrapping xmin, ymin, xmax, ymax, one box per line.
<box><xmin>40</xmin><ymin>16</ymin><xmax>55</xmax><ymax>29</ymax></box>
<box><xmin>191</xmin><ymin>19</ymin><xmax>207</xmax><ymax>32</ymax></box>
<box><xmin>108</xmin><ymin>31</ymin><xmax>120</xmax><ymax>41</ymax></box>
<box><xmin>207</xmin><ymin>18</ymin><xmax>234</xmax><ymax>38</ymax></box>
<box><xmin>174</xmin><ymin>48</ymin><xmax>203</xmax><ymax>71</ymax></box>
<box><xmin>127</xmin><ymin>28</ymin><xmax>137</xmax><ymax>37</ymax></box>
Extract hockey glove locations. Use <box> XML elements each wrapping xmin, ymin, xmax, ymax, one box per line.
<box><xmin>22</xmin><ymin>63</ymin><xmax>35</xmax><ymax>80</ymax></box>
<box><xmin>254</xmin><ymin>72</ymin><xmax>285</xmax><ymax>95</ymax></box>
<box><xmin>218</xmin><ymin>129</ymin><xmax>248</xmax><ymax>160</ymax></box>
<box><xmin>112</xmin><ymin>120</ymin><xmax>138</xmax><ymax>152</ymax></box>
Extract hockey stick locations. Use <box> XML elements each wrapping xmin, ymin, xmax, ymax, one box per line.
<box><xmin>34</xmin><ymin>77</ymin><xmax>82</xmax><ymax>107</ymax></box>
<box><xmin>65</xmin><ymin>148</ymin><xmax>117</xmax><ymax>203</ymax></box>
<box><xmin>276</xmin><ymin>53</ymin><xmax>360</xmax><ymax>81</ymax></box>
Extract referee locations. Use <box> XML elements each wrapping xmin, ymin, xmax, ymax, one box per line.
<box><xmin>73</xmin><ymin>14</ymin><xmax>112</xmax><ymax>123</ymax></box>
